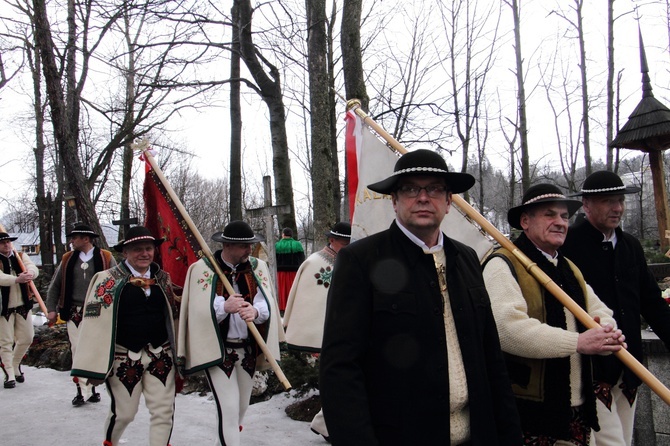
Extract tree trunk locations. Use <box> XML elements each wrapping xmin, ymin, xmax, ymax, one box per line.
<box><xmin>575</xmin><ymin>0</ymin><xmax>592</xmax><ymax>176</ymax></box>
<box><xmin>236</xmin><ymin>0</ymin><xmax>296</xmax><ymax>233</ymax></box>
<box><xmin>327</xmin><ymin>1</ymin><xmax>341</xmax><ymax>220</ymax></box>
<box><xmin>606</xmin><ymin>0</ymin><xmax>615</xmax><ymax>171</ymax></box>
<box><xmin>306</xmin><ymin>0</ymin><xmax>336</xmax><ymax>248</ymax></box>
<box><xmin>341</xmin><ymin>0</ymin><xmax>369</xmax><ymax>112</ymax></box>
<box><xmin>510</xmin><ymin>0</ymin><xmax>530</xmax><ymax>191</ymax></box>
<box><xmin>230</xmin><ymin>1</ymin><xmax>243</xmax><ymax>222</ymax></box>
<box><xmin>32</xmin><ymin>0</ymin><xmax>105</xmax><ymax>241</ymax></box>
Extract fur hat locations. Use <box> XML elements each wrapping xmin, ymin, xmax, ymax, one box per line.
<box><xmin>113</xmin><ymin>226</ymin><xmax>164</xmax><ymax>252</ymax></box>
<box><xmin>211</xmin><ymin>221</ymin><xmax>264</xmax><ymax>244</ymax></box>
<box><xmin>570</xmin><ymin>170</ymin><xmax>641</xmax><ymax>197</ymax></box>
<box><xmin>508</xmin><ymin>184</ymin><xmax>583</xmax><ymax>230</ymax></box>
<box><xmin>366</xmin><ymin>149</ymin><xmax>475</xmax><ymax>195</ymax></box>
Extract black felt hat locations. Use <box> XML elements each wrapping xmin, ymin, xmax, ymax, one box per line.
<box><xmin>113</xmin><ymin>226</ymin><xmax>164</xmax><ymax>252</ymax></box>
<box><xmin>211</xmin><ymin>221</ymin><xmax>264</xmax><ymax>244</ymax></box>
<box><xmin>570</xmin><ymin>170</ymin><xmax>641</xmax><ymax>197</ymax></box>
<box><xmin>66</xmin><ymin>223</ymin><xmax>100</xmax><ymax>238</ymax></box>
<box><xmin>367</xmin><ymin>149</ymin><xmax>475</xmax><ymax>195</ymax></box>
<box><xmin>0</xmin><ymin>232</ymin><xmax>18</xmax><ymax>242</ymax></box>
<box><xmin>324</xmin><ymin>222</ymin><xmax>351</xmax><ymax>239</ymax></box>
<box><xmin>508</xmin><ymin>184</ymin><xmax>583</xmax><ymax>230</ymax></box>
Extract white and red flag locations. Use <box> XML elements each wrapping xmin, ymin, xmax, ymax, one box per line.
<box><xmin>345</xmin><ymin>109</ymin><xmax>493</xmax><ymax>261</ymax></box>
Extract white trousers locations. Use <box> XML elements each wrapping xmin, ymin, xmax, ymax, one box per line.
<box><xmin>0</xmin><ymin>310</ymin><xmax>34</xmax><ymax>381</ymax></box>
<box><xmin>591</xmin><ymin>378</ymin><xmax>636</xmax><ymax>446</ymax></box>
<box><xmin>205</xmin><ymin>347</ymin><xmax>255</xmax><ymax>446</ymax></box>
<box><xmin>104</xmin><ymin>344</ymin><xmax>175</xmax><ymax>446</ymax></box>
<box><xmin>67</xmin><ymin>317</ymin><xmax>93</xmax><ymax>398</ymax></box>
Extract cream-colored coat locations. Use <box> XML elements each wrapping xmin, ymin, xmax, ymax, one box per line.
<box><xmin>177</xmin><ymin>256</ymin><xmax>282</xmax><ymax>374</ymax></box>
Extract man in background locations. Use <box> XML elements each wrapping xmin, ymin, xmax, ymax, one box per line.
<box><xmin>0</xmin><ymin>232</ymin><xmax>38</xmax><ymax>389</ymax></box>
<box><xmin>47</xmin><ymin>223</ymin><xmax>116</xmax><ymax>405</ymax></box>
<box><xmin>562</xmin><ymin>171</ymin><xmax>670</xmax><ymax>446</ymax></box>
<box><xmin>275</xmin><ymin>227</ymin><xmax>305</xmax><ymax>312</ymax></box>
<box><xmin>283</xmin><ymin>221</ymin><xmax>351</xmax><ymax>441</ymax></box>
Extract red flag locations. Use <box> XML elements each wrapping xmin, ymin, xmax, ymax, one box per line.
<box><xmin>143</xmin><ymin>155</ymin><xmax>200</xmax><ymax>289</ymax></box>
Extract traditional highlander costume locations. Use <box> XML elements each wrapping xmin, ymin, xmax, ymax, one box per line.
<box><xmin>46</xmin><ymin>224</ymin><xmax>116</xmax><ymax>405</ymax></box>
<box><xmin>71</xmin><ymin>227</ymin><xmax>179</xmax><ymax>446</ymax></box>
<box><xmin>275</xmin><ymin>228</ymin><xmax>305</xmax><ymax>311</ymax></box>
<box><xmin>562</xmin><ymin>171</ymin><xmax>670</xmax><ymax>446</ymax></box>
<box><xmin>283</xmin><ymin>222</ymin><xmax>351</xmax><ymax>440</ymax></box>
<box><xmin>178</xmin><ymin>221</ymin><xmax>282</xmax><ymax>446</ymax></box>
<box><xmin>0</xmin><ymin>232</ymin><xmax>39</xmax><ymax>388</ymax></box>
<box><xmin>483</xmin><ymin>184</ymin><xmax>617</xmax><ymax>445</ymax></box>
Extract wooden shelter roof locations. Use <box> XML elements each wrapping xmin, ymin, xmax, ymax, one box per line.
<box><xmin>610</xmin><ymin>31</ymin><xmax>670</xmax><ymax>152</ymax></box>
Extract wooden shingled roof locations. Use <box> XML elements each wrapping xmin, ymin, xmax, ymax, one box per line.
<box><xmin>610</xmin><ymin>31</ymin><xmax>670</xmax><ymax>152</ymax></box>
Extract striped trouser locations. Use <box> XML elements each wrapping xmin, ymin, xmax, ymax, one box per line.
<box><xmin>103</xmin><ymin>343</ymin><xmax>175</xmax><ymax>446</ymax></box>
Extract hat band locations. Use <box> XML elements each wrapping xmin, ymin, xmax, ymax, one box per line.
<box><xmin>0</xmin><ymin>236</ymin><xmax>14</xmax><ymax>241</ymax></box>
<box><xmin>580</xmin><ymin>185</ymin><xmax>626</xmax><ymax>194</ymax></box>
<box><xmin>329</xmin><ymin>231</ymin><xmax>351</xmax><ymax>238</ymax></box>
<box><xmin>123</xmin><ymin>235</ymin><xmax>156</xmax><ymax>245</ymax></box>
<box><xmin>524</xmin><ymin>193</ymin><xmax>568</xmax><ymax>205</ymax></box>
<box><xmin>70</xmin><ymin>230</ymin><xmax>97</xmax><ymax>235</ymax></box>
<box><xmin>223</xmin><ymin>236</ymin><xmax>257</xmax><ymax>241</ymax></box>
<box><xmin>392</xmin><ymin>166</ymin><xmax>450</xmax><ymax>176</ymax></box>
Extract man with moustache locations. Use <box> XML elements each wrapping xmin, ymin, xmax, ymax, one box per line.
<box><xmin>178</xmin><ymin>220</ymin><xmax>282</xmax><ymax>446</ymax></box>
<box><xmin>46</xmin><ymin>223</ymin><xmax>116</xmax><ymax>405</ymax></box>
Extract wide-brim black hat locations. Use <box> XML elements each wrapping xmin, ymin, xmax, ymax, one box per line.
<box><xmin>570</xmin><ymin>170</ymin><xmax>641</xmax><ymax>197</ymax></box>
<box><xmin>324</xmin><ymin>222</ymin><xmax>351</xmax><ymax>239</ymax></box>
<box><xmin>66</xmin><ymin>223</ymin><xmax>100</xmax><ymax>238</ymax></box>
<box><xmin>0</xmin><ymin>232</ymin><xmax>18</xmax><ymax>242</ymax></box>
<box><xmin>211</xmin><ymin>220</ymin><xmax>264</xmax><ymax>244</ymax></box>
<box><xmin>367</xmin><ymin>149</ymin><xmax>475</xmax><ymax>195</ymax></box>
<box><xmin>113</xmin><ymin>226</ymin><xmax>164</xmax><ymax>252</ymax></box>
<box><xmin>508</xmin><ymin>183</ymin><xmax>583</xmax><ymax>230</ymax></box>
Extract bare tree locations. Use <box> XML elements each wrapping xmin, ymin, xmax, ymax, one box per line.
<box><xmin>235</xmin><ymin>0</ymin><xmax>297</xmax><ymax>233</ymax></box>
<box><xmin>341</xmin><ymin>0</ymin><xmax>369</xmax><ymax>112</ymax></box>
<box><xmin>230</xmin><ymin>1</ymin><xmax>243</xmax><ymax>221</ymax></box>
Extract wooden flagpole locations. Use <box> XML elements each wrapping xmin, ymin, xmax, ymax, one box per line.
<box><xmin>13</xmin><ymin>250</ymin><xmax>48</xmax><ymax>316</ymax></box>
<box><xmin>346</xmin><ymin>99</ymin><xmax>670</xmax><ymax>406</ymax></box>
<box><xmin>136</xmin><ymin>143</ymin><xmax>291</xmax><ymax>390</ymax></box>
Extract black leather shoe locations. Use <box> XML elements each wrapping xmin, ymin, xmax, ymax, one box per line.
<box><xmin>4</xmin><ymin>380</ymin><xmax>16</xmax><ymax>389</ymax></box>
<box><xmin>15</xmin><ymin>373</ymin><xmax>24</xmax><ymax>383</ymax></box>
<box><xmin>72</xmin><ymin>395</ymin><xmax>86</xmax><ymax>406</ymax></box>
<box><xmin>87</xmin><ymin>392</ymin><xmax>101</xmax><ymax>403</ymax></box>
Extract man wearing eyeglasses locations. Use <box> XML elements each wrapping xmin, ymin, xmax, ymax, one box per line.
<box><xmin>320</xmin><ymin>149</ymin><xmax>521</xmax><ymax>446</ymax></box>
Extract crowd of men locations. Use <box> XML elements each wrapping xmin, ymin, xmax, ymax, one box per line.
<box><xmin>1</xmin><ymin>148</ymin><xmax>669</xmax><ymax>446</ymax></box>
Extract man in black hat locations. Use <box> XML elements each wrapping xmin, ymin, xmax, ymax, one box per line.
<box><xmin>177</xmin><ymin>220</ymin><xmax>282</xmax><ymax>446</ymax></box>
<box><xmin>0</xmin><ymin>232</ymin><xmax>39</xmax><ymax>388</ymax></box>
<box><xmin>71</xmin><ymin>225</ymin><xmax>179</xmax><ymax>446</ymax></box>
<box><xmin>46</xmin><ymin>223</ymin><xmax>116</xmax><ymax>405</ymax></box>
<box><xmin>483</xmin><ymin>183</ymin><xmax>625</xmax><ymax>445</ymax></box>
<box><xmin>283</xmin><ymin>221</ymin><xmax>351</xmax><ymax>441</ymax></box>
<box><xmin>562</xmin><ymin>171</ymin><xmax>670</xmax><ymax>446</ymax></box>
<box><xmin>320</xmin><ymin>149</ymin><xmax>522</xmax><ymax>445</ymax></box>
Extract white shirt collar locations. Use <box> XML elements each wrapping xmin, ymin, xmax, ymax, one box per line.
<box><xmin>396</xmin><ymin>220</ymin><xmax>444</xmax><ymax>254</ymax></box>
<box><xmin>79</xmin><ymin>247</ymin><xmax>95</xmax><ymax>262</ymax></box>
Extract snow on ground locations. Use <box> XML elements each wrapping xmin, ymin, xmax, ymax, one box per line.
<box><xmin>1</xmin><ymin>366</ymin><xmax>327</xmax><ymax>446</ymax></box>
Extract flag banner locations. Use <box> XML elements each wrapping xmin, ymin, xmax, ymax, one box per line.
<box><xmin>143</xmin><ymin>156</ymin><xmax>201</xmax><ymax>289</ymax></box>
<box><xmin>345</xmin><ymin>110</ymin><xmax>494</xmax><ymax>261</ymax></box>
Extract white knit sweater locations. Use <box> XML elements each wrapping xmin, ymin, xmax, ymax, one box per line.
<box><xmin>483</xmin><ymin>256</ymin><xmax>616</xmax><ymax>406</ymax></box>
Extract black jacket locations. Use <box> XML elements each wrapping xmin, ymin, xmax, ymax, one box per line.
<box><xmin>320</xmin><ymin>222</ymin><xmax>521</xmax><ymax>446</ymax></box>
<box><xmin>562</xmin><ymin>217</ymin><xmax>670</xmax><ymax>387</ymax></box>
